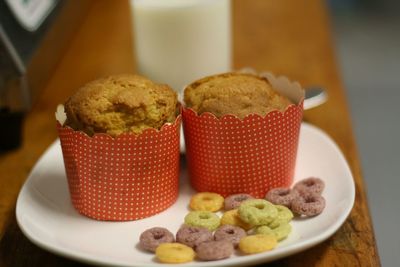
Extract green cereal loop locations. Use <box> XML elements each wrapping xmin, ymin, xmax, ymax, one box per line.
<box><xmin>255</xmin><ymin>225</ymin><xmax>274</xmax><ymax>236</ymax></box>
<box><xmin>268</xmin><ymin>218</ymin><xmax>288</xmax><ymax>230</ymax></box>
<box><xmin>184</xmin><ymin>211</ymin><xmax>220</xmax><ymax>231</ymax></box>
<box><xmin>238</xmin><ymin>199</ymin><xmax>278</xmax><ymax>226</ymax></box>
<box><xmin>268</xmin><ymin>205</ymin><xmax>293</xmax><ymax>228</ymax></box>
<box><xmin>256</xmin><ymin>222</ymin><xmax>292</xmax><ymax>241</ymax></box>
<box><xmin>272</xmin><ymin>222</ymin><xmax>292</xmax><ymax>241</ymax></box>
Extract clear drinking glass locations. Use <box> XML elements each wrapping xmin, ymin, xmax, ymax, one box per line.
<box><xmin>130</xmin><ymin>0</ymin><xmax>232</xmax><ymax>95</ymax></box>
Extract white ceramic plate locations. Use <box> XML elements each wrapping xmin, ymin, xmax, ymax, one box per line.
<box><xmin>16</xmin><ymin>123</ymin><xmax>355</xmax><ymax>267</ymax></box>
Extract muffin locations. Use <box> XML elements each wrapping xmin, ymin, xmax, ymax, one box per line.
<box><xmin>182</xmin><ymin>71</ymin><xmax>304</xmax><ymax>198</ymax></box>
<box><xmin>184</xmin><ymin>72</ymin><xmax>292</xmax><ymax>119</ymax></box>
<box><xmin>56</xmin><ymin>74</ymin><xmax>181</xmax><ymax>221</ymax></box>
<box><xmin>64</xmin><ymin>74</ymin><xmax>178</xmax><ymax>136</ymax></box>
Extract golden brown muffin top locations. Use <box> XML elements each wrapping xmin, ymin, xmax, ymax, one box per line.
<box><xmin>64</xmin><ymin>74</ymin><xmax>178</xmax><ymax>137</ymax></box>
<box><xmin>184</xmin><ymin>73</ymin><xmax>292</xmax><ymax>119</ymax></box>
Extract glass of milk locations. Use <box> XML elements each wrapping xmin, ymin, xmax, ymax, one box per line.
<box><xmin>130</xmin><ymin>0</ymin><xmax>232</xmax><ymax>95</ymax></box>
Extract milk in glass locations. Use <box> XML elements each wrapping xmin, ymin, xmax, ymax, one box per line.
<box><xmin>131</xmin><ymin>0</ymin><xmax>231</xmax><ymax>94</ymax></box>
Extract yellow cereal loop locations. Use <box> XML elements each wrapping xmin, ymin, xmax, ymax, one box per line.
<box><xmin>155</xmin><ymin>243</ymin><xmax>195</xmax><ymax>263</ymax></box>
<box><xmin>239</xmin><ymin>234</ymin><xmax>277</xmax><ymax>254</ymax></box>
<box><xmin>190</xmin><ymin>192</ymin><xmax>224</xmax><ymax>212</ymax></box>
<box><xmin>221</xmin><ymin>209</ymin><xmax>253</xmax><ymax>231</ymax></box>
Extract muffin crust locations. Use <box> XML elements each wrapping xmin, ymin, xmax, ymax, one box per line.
<box><xmin>64</xmin><ymin>74</ymin><xmax>177</xmax><ymax>136</ymax></box>
<box><xmin>184</xmin><ymin>73</ymin><xmax>292</xmax><ymax>119</ymax></box>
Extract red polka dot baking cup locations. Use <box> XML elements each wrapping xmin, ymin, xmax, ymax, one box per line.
<box><xmin>56</xmin><ymin>109</ymin><xmax>181</xmax><ymax>221</ymax></box>
<box><xmin>182</xmin><ymin>72</ymin><xmax>304</xmax><ymax>198</ymax></box>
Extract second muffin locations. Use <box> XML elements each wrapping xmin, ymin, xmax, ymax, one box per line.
<box><xmin>184</xmin><ymin>72</ymin><xmax>292</xmax><ymax>119</ymax></box>
<box><xmin>182</xmin><ymin>71</ymin><xmax>304</xmax><ymax>198</ymax></box>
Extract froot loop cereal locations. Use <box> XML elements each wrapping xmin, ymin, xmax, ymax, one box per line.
<box><xmin>220</xmin><ymin>209</ymin><xmax>253</xmax><ymax>231</ymax></box>
<box><xmin>265</xmin><ymin>187</ymin><xmax>298</xmax><ymax>208</ymax></box>
<box><xmin>139</xmin><ymin>227</ymin><xmax>175</xmax><ymax>252</ymax></box>
<box><xmin>268</xmin><ymin>205</ymin><xmax>294</xmax><ymax>228</ymax></box>
<box><xmin>137</xmin><ymin>182</ymin><xmax>326</xmax><ymax>263</ymax></box>
<box><xmin>256</xmin><ymin>221</ymin><xmax>292</xmax><ymax>241</ymax></box>
<box><xmin>238</xmin><ymin>199</ymin><xmax>278</xmax><ymax>226</ymax></box>
<box><xmin>155</xmin><ymin>243</ymin><xmax>195</xmax><ymax>263</ymax></box>
<box><xmin>189</xmin><ymin>192</ymin><xmax>225</xmax><ymax>212</ymax></box>
<box><xmin>184</xmin><ymin>211</ymin><xmax>220</xmax><ymax>231</ymax></box>
<box><xmin>196</xmin><ymin>240</ymin><xmax>234</xmax><ymax>261</ymax></box>
<box><xmin>176</xmin><ymin>226</ymin><xmax>213</xmax><ymax>249</ymax></box>
<box><xmin>214</xmin><ymin>225</ymin><xmax>247</xmax><ymax>248</ymax></box>
<box><xmin>238</xmin><ymin>234</ymin><xmax>278</xmax><ymax>254</ymax></box>
<box><xmin>291</xmin><ymin>193</ymin><xmax>326</xmax><ymax>216</ymax></box>
<box><xmin>265</xmin><ymin>177</ymin><xmax>326</xmax><ymax>216</ymax></box>
<box><xmin>224</xmin><ymin>193</ymin><xmax>254</xmax><ymax>210</ymax></box>
<box><xmin>293</xmin><ymin>177</ymin><xmax>325</xmax><ymax>196</ymax></box>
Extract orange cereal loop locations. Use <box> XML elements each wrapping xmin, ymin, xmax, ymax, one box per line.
<box><xmin>190</xmin><ymin>192</ymin><xmax>224</xmax><ymax>212</ymax></box>
<box><xmin>238</xmin><ymin>234</ymin><xmax>277</xmax><ymax>254</ymax></box>
<box><xmin>155</xmin><ymin>243</ymin><xmax>195</xmax><ymax>263</ymax></box>
<box><xmin>220</xmin><ymin>209</ymin><xmax>253</xmax><ymax>231</ymax></box>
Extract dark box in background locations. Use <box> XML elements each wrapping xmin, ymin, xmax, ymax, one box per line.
<box><xmin>0</xmin><ymin>0</ymin><xmax>91</xmax><ymax>150</ymax></box>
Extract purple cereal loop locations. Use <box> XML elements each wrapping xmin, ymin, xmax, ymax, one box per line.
<box><xmin>224</xmin><ymin>193</ymin><xmax>254</xmax><ymax>210</ymax></box>
<box><xmin>291</xmin><ymin>193</ymin><xmax>326</xmax><ymax>216</ymax></box>
<box><xmin>293</xmin><ymin>177</ymin><xmax>325</xmax><ymax>195</ymax></box>
<box><xmin>139</xmin><ymin>227</ymin><xmax>175</xmax><ymax>252</ymax></box>
<box><xmin>265</xmin><ymin>187</ymin><xmax>297</xmax><ymax>208</ymax></box>
<box><xmin>196</xmin><ymin>240</ymin><xmax>234</xmax><ymax>261</ymax></box>
<box><xmin>176</xmin><ymin>226</ymin><xmax>213</xmax><ymax>249</ymax></box>
<box><xmin>214</xmin><ymin>225</ymin><xmax>247</xmax><ymax>248</ymax></box>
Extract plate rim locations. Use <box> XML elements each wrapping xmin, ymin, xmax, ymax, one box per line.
<box><xmin>16</xmin><ymin>122</ymin><xmax>355</xmax><ymax>267</ymax></box>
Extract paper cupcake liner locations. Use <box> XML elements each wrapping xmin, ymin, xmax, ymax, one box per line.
<box><xmin>57</xmin><ymin>115</ymin><xmax>181</xmax><ymax>221</ymax></box>
<box><xmin>182</xmin><ymin>73</ymin><xmax>304</xmax><ymax>198</ymax></box>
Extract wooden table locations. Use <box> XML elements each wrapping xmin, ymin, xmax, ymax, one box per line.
<box><xmin>0</xmin><ymin>0</ymin><xmax>380</xmax><ymax>266</ymax></box>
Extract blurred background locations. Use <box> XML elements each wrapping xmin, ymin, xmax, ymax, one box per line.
<box><xmin>330</xmin><ymin>0</ymin><xmax>400</xmax><ymax>266</ymax></box>
<box><xmin>1</xmin><ymin>0</ymin><xmax>399</xmax><ymax>265</ymax></box>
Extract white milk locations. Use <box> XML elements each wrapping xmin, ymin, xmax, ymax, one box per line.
<box><xmin>130</xmin><ymin>0</ymin><xmax>231</xmax><ymax>94</ymax></box>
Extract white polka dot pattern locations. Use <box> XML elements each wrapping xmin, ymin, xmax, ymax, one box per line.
<box><xmin>182</xmin><ymin>104</ymin><xmax>303</xmax><ymax>198</ymax></box>
<box><xmin>57</xmin><ymin>116</ymin><xmax>181</xmax><ymax>221</ymax></box>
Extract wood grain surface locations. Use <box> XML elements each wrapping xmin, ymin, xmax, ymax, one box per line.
<box><xmin>0</xmin><ymin>0</ymin><xmax>380</xmax><ymax>266</ymax></box>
